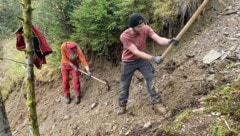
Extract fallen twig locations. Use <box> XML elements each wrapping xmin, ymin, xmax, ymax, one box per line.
<box><xmin>217</xmin><ymin>0</ymin><xmax>227</xmax><ymax>7</ymax></box>
<box><xmin>217</xmin><ymin>10</ymin><xmax>238</xmax><ymax>15</ymax></box>
<box><xmin>224</xmin><ymin>119</ymin><xmax>231</xmax><ymax>131</ymax></box>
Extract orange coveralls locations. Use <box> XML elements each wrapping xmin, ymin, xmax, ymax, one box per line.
<box><xmin>61</xmin><ymin>42</ymin><xmax>89</xmax><ymax>97</ymax></box>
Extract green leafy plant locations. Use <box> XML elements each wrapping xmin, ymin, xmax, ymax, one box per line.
<box><xmin>70</xmin><ymin>0</ymin><xmax>123</xmax><ymax>54</ymax></box>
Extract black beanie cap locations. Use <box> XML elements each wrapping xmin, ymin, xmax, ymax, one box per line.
<box><xmin>129</xmin><ymin>13</ymin><xmax>145</xmax><ymax>28</ymax></box>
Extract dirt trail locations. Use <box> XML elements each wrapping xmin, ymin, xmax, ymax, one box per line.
<box><xmin>4</xmin><ymin>0</ymin><xmax>240</xmax><ymax>135</ymax></box>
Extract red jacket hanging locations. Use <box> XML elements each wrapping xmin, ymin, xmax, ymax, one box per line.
<box><xmin>15</xmin><ymin>25</ymin><xmax>52</xmax><ymax>69</ymax></box>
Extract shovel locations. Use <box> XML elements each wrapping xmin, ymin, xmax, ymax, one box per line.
<box><xmin>161</xmin><ymin>0</ymin><xmax>209</xmax><ymax>59</ymax></box>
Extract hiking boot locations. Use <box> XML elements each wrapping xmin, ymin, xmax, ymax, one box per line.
<box><xmin>75</xmin><ymin>96</ymin><xmax>81</xmax><ymax>105</ymax></box>
<box><xmin>64</xmin><ymin>96</ymin><xmax>71</xmax><ymax>104</ymax></box>
<box><xmin>152</xmin><ymin>103</ymin><xmax>167</xmax><ymax>115</ymax></box>
<box><xmin>117</xmin><ymin>106</ymin><xmax>127</xmax><ymax>115</ymax></box>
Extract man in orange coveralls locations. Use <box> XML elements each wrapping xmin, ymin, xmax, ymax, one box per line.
<box><xmin>61</xmin><ymin>41</ymin><xmax>92</xmax><ymax>104</ymax></box>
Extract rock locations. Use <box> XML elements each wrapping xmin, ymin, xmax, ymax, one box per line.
<box><xmin>185</xmin><ymin>53</ymin><xmax>196</xmax><ymax>58</ymax></box>
<box><xmin>143</xmin><ymin>121</ymin><xmax>152</xmax><ymax>128</ymax></box>
<box><xmin>52</xmin><ymin>124</ymin><xmax>56</xmax><ymax>130</ymax></box>
<box><xmin>152</xmin><ymin>103</ymin><xmax>167</xmax><ymax>115</ymax></box>
<box><xmin>179</xmin><ymin>65</ymin><xmax>184</xmax><ymax>71</ymax></box>
<box><xmin>226</xmin><ymin>6</ymin><xmax>233</xmax><ymax>10</ymax></box>
<box><xmin>91</xmin><ymin>103</ymin><xmax>98</xmax><ymax>109</ymax></box>
<box><xmin>125</xmin><ymin>130</ymin><xmax>130</xmax><ymax>136</ymax></box>
<box><xmin>223</xmin><ymin>32</ymin><xmax>229</xmax><ymax>36</ymax></box>
<box><xmin>44</xmin><ymin>101</ymin><xmax>48</xmax><ymax>105</ymax></box>
<box><xmin>104</xmin><ymin>102</ymin><xmax>108</xmax><ymax>106</ymax></box>
<box><xmin>206</xmin><ymin>74</ymin><xmax>215</xmax><ymax>81</ymax></box>
<box><xmin>211</xmin><ymin>112</ymin><xmax>221</xmax><ymax>116</ymax></box>
<box><xmin>63</xmin><ymin>115</ymin><xmax>70</xmax><ymax>120</ymax></box>
<box><xmin>208</xmin><ymin>67</ymin><xmax>215</xmax><ymax>74</ymax></box>
<box><xmin>203</xmin><ymin>50</ymin><xmax>222</xmax><ymax>64</ymax></box>
<box><xmin>235</xmin><ymin>33</ymin><xmax>240</xmax><ymax>37</ymax></box>
<box><xmin>55</xmin><ymin>97</ymin><xmax>61</xmax><ymax>103</ymax></box>
<box><xmin>192</xmin><ymin>107</ymin><xmax>205</xmax><ymax>113</ymax></box>
<box><xmin>220</xmin><ymin>51</ymin><xmax>230</xmax><ymax>60</ymax></box>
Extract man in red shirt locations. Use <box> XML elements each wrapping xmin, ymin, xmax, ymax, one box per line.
<box><xmin>118</xmin><ymin>13</ymin><xmax>178</xmax><ymax>114</ymax></box>
<box><xmin>61</xmin><ymin>41</ymin><xmax>92</xmax><ymax>104</ymax></box>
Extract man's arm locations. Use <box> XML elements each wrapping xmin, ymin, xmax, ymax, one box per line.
<box><xmin>77</xmin><ymin>48</ymin><xmax>92</xmax><ymax>76</ymax></box>
<box><xmin>128</xmin><ymin>43</ymin><xmax>163</xmax><ymax>64</ymax></box>
<box><xmin>61</xmin><ymin>44</ymin><xmax>70</xmax><ymax>64</ymax></box>
<box><xmin>127</xmin><ymin>43</ymin><xmax>153</xmax><ymax>61</ymax></box>
<box><xmin>150</xmin><ymin>33</ymin><xmax>171</xmax><ymax>46</ymax></box>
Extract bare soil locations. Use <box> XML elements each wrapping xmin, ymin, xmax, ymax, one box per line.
<box><xmin>3</xmin><ymin>0</ymin><xmax>240</xmax><ymax>135</ymax></box>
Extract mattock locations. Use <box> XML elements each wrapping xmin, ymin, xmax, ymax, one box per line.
<box><xmin>77</xmin><ymin>69</ymin><xmax>111</xmax><ymax>91</ymax></box>
<box><xmin>161</xmin><ymin>0</ymin><xmax>210</xmax><ymax>59</ymax></box>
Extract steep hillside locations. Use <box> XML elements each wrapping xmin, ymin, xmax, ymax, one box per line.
<box><xmin>2</xmin><ymin>0</ymin><xmax>240</xmax><ymax>135</ymax></box>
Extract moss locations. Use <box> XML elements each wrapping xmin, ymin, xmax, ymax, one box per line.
<box><xmin>226</xmin><ymin>62</ymin><xmax>236</xmax><ymax>69</ymax></box>
<box><xmin>210</xmin><ymin>122</ymin><xmax>228</xmax><ymax>136</ymax></box>
<box><xmin>231</xmin><ymin>107</ymin><xmax>240</xmax><ymax>121</ymax></box>
<box><xmin>153</xmin><ymin>123</ymin><xmax>183</xmax><ymax>136</ymax></box>
<box><xmin>203</xmin><ymin>80</ymin><xmax>240</xmax><ymax>121</ymax></box>
<box><xmin>209</xmin><ymin>121</ymin><xmax>239</xmax><ymax>136</ymax></box>
<box><xmin>176</xmin><ymin>109</ymin><xmax>192</xmax><ymax>123</ymax></box>
<box><xmin>230</xmin><ymin>79</ymin><xmax>240</xmax><ymax>89</ymax></box>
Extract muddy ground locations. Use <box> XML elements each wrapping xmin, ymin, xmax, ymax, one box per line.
<box><xmin>2</xmin><ymin>0</ymin><xmax>240</xmax><ymax>135</ymax></box>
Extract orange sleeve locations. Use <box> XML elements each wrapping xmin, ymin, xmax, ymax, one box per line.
<box><xmin>61</xmin><ymin>43</ymin><xmax>70</xmax><ymax>64</ymax></box>
<box><xmin>77</xmin><ymin>48</ymin><xmax>88</xmax><ymax>67</ymax></box>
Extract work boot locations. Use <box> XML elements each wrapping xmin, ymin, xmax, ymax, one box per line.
<box><xmin>75</xmin><ymin>96</ymin><xmax>81</xmax><ymax>105</ymax></box>
<box><xmin>64</xmin><ymin>96</ymin><xmax>71</xmax><ymax>104</ymax></box>
<box><xmin>117</xmin><ymin>106</ymin><xmax>127</xmax><ymax>115</ymax></box>
<box><xmin>152</xmin><ymin>103</ymin><xmax>167</xmax><ymax>115</ymax></box>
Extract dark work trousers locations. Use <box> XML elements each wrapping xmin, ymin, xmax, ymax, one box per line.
<box><xmin>118</xmin><ymin>59</ymin><xmax>161</xmax><ymax>107</ymax></box>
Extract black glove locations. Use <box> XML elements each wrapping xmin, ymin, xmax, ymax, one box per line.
<box><xmin>151</xmin><ymin>56</ymin><xmax>164</xmax><ymax>64</ymax></box>
<box><xmin>87</xmin><ymin>70</ymin><xmax>92</xmax><ymax>77</ymax></box>
<box><xmin>168</xmin><ymin>38</ymin><xmax>179</xmax><ymax>46</ymax></box>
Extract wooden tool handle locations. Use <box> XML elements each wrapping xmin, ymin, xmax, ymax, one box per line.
<box><xmin>78</xmin><ymin>69</ymin><xmax>107</xmax><ymax>85</ymax></box>
<box><xmin>161</xmin><ymin>0</ymin><xmax>209</xmax><ymax>58</ymax></box>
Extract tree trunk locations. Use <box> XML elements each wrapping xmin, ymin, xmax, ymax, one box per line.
<box><xmin>21</xmin><ymin>0</ymin><xmax>40</xmax><ymax>135</ymax></box>
<box><xmin>0</xmin><ymin>92</ymin><xmax>12</xmax><ymax>136</ymax></box>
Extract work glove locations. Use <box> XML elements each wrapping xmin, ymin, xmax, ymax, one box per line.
<box><xmin>87</xmin><ymin>70</ymin><xmax>92</xmax><ymax>77</ymax></box>
<box><xmin>151</xmin><ymin>56</ymin><xmax>164</xmax><ymax>64</ymax></box>
<box><xmin>168</xmin><ymin>38</ymin><xmax>179</xmax><ymax>46</ymax></box>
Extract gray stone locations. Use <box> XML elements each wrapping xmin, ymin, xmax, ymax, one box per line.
<box><xmin>203</xmin><ymin>50</ymin><xmax>222</xmax><ymax>64</ymax></box>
